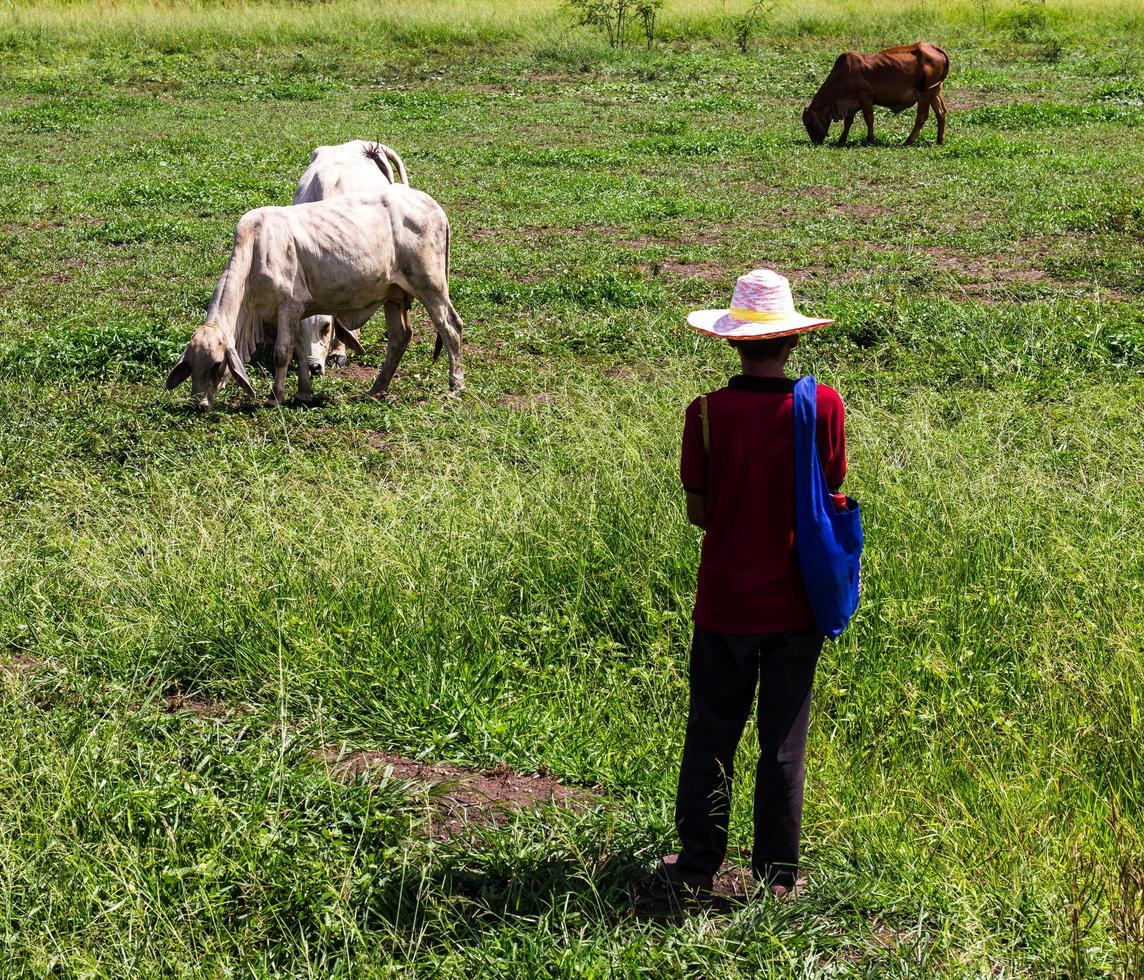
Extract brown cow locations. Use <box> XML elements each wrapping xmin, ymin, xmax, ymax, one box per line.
<box><xmin>802</xmin><ymin>42</ymin><xmax>950</xmax><ymax>147</ymax></box>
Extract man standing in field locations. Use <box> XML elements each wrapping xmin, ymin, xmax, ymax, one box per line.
<box><xmin>661</xmin><ymin>268</ymin><xmax>845</xmax><ymax>900</ymax></box>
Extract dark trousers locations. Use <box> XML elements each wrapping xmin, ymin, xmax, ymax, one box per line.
<box><xmin>674</xmin><ymin>626</ymin><xmax>823</xmax><ymax>886</ymax></box>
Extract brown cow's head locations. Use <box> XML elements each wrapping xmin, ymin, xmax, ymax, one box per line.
<box><xmin>165</xmin><ymin>323</ymin><xmax>256</xmax><ymax>411</ymax></box>
<box><xmin>802</xmin><ymin>106</ymin><xmax>830</xmax><ymax>145</ymax></box>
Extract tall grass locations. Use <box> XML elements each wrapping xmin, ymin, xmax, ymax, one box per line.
<box><xmin>3</xmin><ymin>0</ymin><xmax>1142</xmax><ymax>51</ymax></box>
<box><xmin>1</xmin><ymin>0</ymin><xmax>1142</xmax><ymax>972</ymax></box>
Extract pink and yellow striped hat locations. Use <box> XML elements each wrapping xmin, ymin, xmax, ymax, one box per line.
<box><xmin>687</xmin><ymin>268</ymin><xmax>833</xmax><ymax>339</ymax></box>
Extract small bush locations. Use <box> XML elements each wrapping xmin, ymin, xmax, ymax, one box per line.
<box><xmin>732</xmin><ymin>0</ymin><xmax>779</xmax><ymax>55</ymax></box>
<box><xmin>565</xmin><ymin>0</ymin><xmax>663</xmax><ymax>50</ymax></box>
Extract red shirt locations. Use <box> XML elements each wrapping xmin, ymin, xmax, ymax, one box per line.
<box><xmin>680</xmin><ymin>376</ymin><xmax>847</xmax><ymax>634</ymax></box>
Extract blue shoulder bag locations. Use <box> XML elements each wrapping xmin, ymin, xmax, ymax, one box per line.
<box><xmin>793</xmin><ymin>376</ymin><xmax>863</xmax><ymax>638</ymax></box>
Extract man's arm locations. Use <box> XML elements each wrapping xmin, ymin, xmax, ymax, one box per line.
<box><xmin>685</xmin><ymin>491</ymin><xmax>707</xmax><ymax>529</ymax></box>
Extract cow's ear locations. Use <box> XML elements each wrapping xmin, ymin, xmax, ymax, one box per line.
<box><xmin>225</xmin><ymin>346</ymin><xmax>257</xmax><ymax>398</ymax></box>
<box><xmin>166</xmin><ymin>353</ymin><xmax>191</xmax><ymax>390</ymax></box>
<box><xmin>333</xmin><ymin>322</ymin><xmax>366</xmax><ymax>355</ymax></box>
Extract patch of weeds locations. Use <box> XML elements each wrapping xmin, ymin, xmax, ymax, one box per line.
<box><xmin>1094</xmin><ymin>80</ymin><xmax>1144</xmax><ymax>105</ymax></box>
<box><xmin>5</xmin><ymin>95</ymin><xmax>138</xmax><ymax>133</ymax></box>
<box><xmin>2</xmin><ymin>322</ymin><xmax>185</xmax><ymax>381</ymax></box>
<box><xmin>355</xmin><ymin>88</ymin><xmax>466</xmax><ymax>119</ymax></box>
<box><xmin>962</xmin><ymin>102</ymin><xmax>1144</xmax><ymax>128</ymax></box>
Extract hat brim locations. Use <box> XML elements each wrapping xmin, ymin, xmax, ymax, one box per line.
<box><xmin>687</xmin><ymin>308</ymin><xmax>833</xmax><ymax>339</ymax></box>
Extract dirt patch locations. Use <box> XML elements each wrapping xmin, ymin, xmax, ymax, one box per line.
<box><xmin>333</xmin><ymin>363</ymin><xmax>377</xmax><ymax>383</ymax></box>
<box><xmin>162</xmin><ymin>680</ymin><xmax>227</xmax><ymax>719</ymax></box>
<box><xmin>499</xmin><ymin>392</ymin><xmax>554</xmax><ymax>410</ymax></box>
<box><xmin>920</xmin><ymin>244</ymin><xmax>1051</xmax><ymax>292</ymax></box>
<box><xmin>836</xmin><ymin>202</ymin><xmax>889</xmax><ymax>218</ymax></box>
<box><xmin>649</xmin><ymin>260</ymin><xmax>725</xmax><ymax>281</ymax></box>
<box><xmin>1</xmin><ymin>650</ymin><xmax>45</xmax><ymax>677</ymax></box>
<box><xmin>363</xmin><ymin>430</ymin><xmax>387</xmax><ymax>450</ymax></box>
<box><xmin>321</xmin><ymin>748</ymin><xmax>597</xmax><ymax>839</ymax></box>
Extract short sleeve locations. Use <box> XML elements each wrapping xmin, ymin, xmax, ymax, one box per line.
<box><xmin>816</xmin><ymin>385</ymin><xmax>847</xmax><ymax>491</ymax></box>
<box><xmin>680</xmin><ymin>397</ymin><xmax>707</xmax><ymax>495</ymax></box>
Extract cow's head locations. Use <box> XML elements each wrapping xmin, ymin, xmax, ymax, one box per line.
<box><xmin>305</xmin><ymin>315</ymin><xmax>335</xmax><ymax>376</ymax></box>
<box><xmin>165</xmin><ymin>323</ymin><xmax>256</xmax><ymax>411</ymax></box>
<box><xmin>802</xmin><ymin>106</ymin><xmax>830</xmax><ymax>145</ymax></box>
<box><xmin>304</xmin><ymin>315</ymin><xmax>366</xmax><ymax>374</ymax></box>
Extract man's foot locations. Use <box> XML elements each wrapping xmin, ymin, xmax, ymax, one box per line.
<box><xmin>634</xmin><ymin>855</ymin><xmax>714</xmax><ymax>914</ymax></box>
<box><xmin>763</xmin><ymin>878</ymin><xmax>804</xmax><ymax>900</ymax></box>
<box><xmin>658</xmin><ymin>854</ymin><xmax>714</xmax><ymax>894</ymax></box>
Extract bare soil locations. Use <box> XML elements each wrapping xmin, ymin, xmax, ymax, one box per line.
<box><xmin>651</xmin><ymin>259</ymin><xmax>725</xmax><ymax>281</ymax></box>
<box><xmin>332</xmin><ymin>363</ymin><xmax>377</xmax><ymax>383</ymax></box>
<box><xmin>320</xmin><ymin>748</ymin><xmax>598</xmax><ymax>840</ymax></box>
<box><xmin>162</xmin><ymin>680</ymin><xmax>228</xmax><ymax>719</ymax></box>
<box><xmin>1</xmin><ymin>650</ymin><xmax>45</xmax><ymax>677</ymax></box>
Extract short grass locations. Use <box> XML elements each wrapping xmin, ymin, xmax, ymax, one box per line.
<box><xmin>1</xmin><ymin>0</ymin><xmax>1143</xmax><ymax>975</ymax></box>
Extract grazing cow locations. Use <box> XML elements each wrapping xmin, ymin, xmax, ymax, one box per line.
<box><xmin>165</xmin><ymin>185</ymin><xmax>463</xmax><ymax>410</ymax></box>
<box><xmin>293</xmin><ymin>140</ymin><xmax>410</xmax><ymax>374</ymax></box>
<box><xmin>802</xmin><ymin>42</ymin><xmax>949</xmax><ymax>147</ymax></box>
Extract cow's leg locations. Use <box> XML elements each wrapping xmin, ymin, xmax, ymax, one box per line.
<box><xmin>421</xmin><ymin>292</ymin><xmax>464</xmax><ymax>394</ymax></box>
<box><xmin>364</xmin><ymin>300</ymin><xmax>413</xmax><ymax>399</ymax></box>
<box><xmin>860</xmin><ymin>99</ymin><xmax>876</xmax><ymax>144</ymax></box>
<box><xmin>905</xmin><ymin>97</ymin><xmax>931</xmax><ymax>146</ymax></box>
<box><xmin>268</xmin><ymin>307</ymin><xmax>298</xmax><ymax>407</ymax></box>
<box><xmin>295</xmin><ymin>317</ymin><xmax>314</xmax><ymax>404</ymax></box>
<box><xmin>934</xmin><ymin>92</ymin><xmax>948</xmax><ymax>144</ymax></box>
<box><xmin>329</xmin><ymin>333</ymin><xmax>348</xmax><ymax>369</ymax></box>
<box><xmin>837</xmin><ymin>108</ymin><xmax>857</xmax><ymax>146</ymax></box>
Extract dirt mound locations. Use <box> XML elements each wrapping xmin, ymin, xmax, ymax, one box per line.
<box><xmin>320</xmin><ymin>748</ymin><xmax>598</xmax><ymax>839</ymax></box>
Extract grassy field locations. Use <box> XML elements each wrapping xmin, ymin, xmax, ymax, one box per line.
<box><xmin>1</xmin><ymin>0</ymin><xmax>1143</xmax><ymax>974</ymax></box>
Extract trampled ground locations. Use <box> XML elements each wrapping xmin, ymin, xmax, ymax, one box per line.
<box><xmin>0</xmin><ymin>0</ymin><xmax>1142</xmax><ymax>975</ymax></box>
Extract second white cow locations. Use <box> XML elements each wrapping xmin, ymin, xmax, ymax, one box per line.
<box><xmin>166</xmin><ymin>185</ymin><xmax>463</xmax><ymax>409</ymax></box>
<box><xmin>293</xmin><ymin>141</ymin><xmax>409</xmax><ymax>373</ymax></box>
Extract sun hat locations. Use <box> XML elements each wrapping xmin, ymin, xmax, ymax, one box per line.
<box><xmin>687</xmin><ymin>268</ymin><xmax>833</xmax><ymax>339</ymax></box>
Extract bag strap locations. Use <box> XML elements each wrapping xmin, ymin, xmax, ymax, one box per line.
<box><xmin>793</xmin><ymin>374</ymin><xmax>820</xmax><ymax>476</ymax></box>
<box><xmin>699</xmin><ymin>395</ymin><xmax>710</xmax><ymax>454</ymax></box>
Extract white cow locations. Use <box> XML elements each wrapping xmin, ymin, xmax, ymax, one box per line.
<box><xmin>293</xmin><ymin>141</ymin><xmax>409</xmax><ymax>373</ymax></box>
<box><xmin>165</xmin><ymin>186</ymin><xmax>463</xmax><ymax>410</ymax></box>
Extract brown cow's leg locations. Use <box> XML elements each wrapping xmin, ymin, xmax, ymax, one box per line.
<box><xmin>860</xmin><ymin>100</ymin><xmax>875</xmax><ymax>145</ymax></box>
<box><xmin>365</xmin><ymin>299</ymin><xmax>413</xmax><ymax>399</ymax></box>
<box><xmin>838</xmin><ymin>109</ymin><xmax>857</xmax><ymax>146</ymax></box>
<box><xmin>905</xmin><ymin>97</ymin><xmax>932</xmax><ymax>146</ymax></box>
<box><xmin>934</xmin><ymin>92</ymin><xmax>948</xmax><ymax>144</ymax></box>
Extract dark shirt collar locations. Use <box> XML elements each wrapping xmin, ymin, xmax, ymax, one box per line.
<box><xmin>727</xmin><ymin>375</ymin><xmax>796</xmax><ymax>393</ymax></box>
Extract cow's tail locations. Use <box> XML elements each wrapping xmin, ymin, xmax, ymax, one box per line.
<box><xmin>926</xmin><ymin>45</ymin><xmax>950</xmax><ymax>88</ymax></box>
<box><xmin>362</xmin><ymin>141</ymin><xmax>395</xmax><ymax>183</ymax></box>
<box><xmin>432</xmin><ymin>221</ymin><xmax>449</xmax><ymax>362</ymax></box>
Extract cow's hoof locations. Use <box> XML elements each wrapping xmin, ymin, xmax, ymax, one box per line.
<box><xmin>294</xmin><ymin>394</ymin><xmax>314</xmax><ymax>408</ymax></box>
<box><xmin>265</xmin><ymin>395</ymin><xmax>286</xmax><ymax>408</ymax></box>
<box><xmin>332</xmin><ymin>355</ymin><xmax>348</xmax><ymax>369</ymax></box>
<box><xmin>358</xmin><ymin>389</ymin><xmax>391</xmax><ymax>402</ymax></box>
